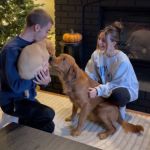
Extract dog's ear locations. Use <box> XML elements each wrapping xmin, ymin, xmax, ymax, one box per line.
<box><xmin>66</xmin><ymin>64</ymin><xmax>79</xmax><ymax>82</ymax></box>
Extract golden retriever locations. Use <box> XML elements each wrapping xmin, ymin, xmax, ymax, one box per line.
<box><xmin>18</xmin><ymin>38</ymin><xmax>55</xmax><ymax>80</ymax></box>
<box><xmin>50</xmin><ymin>54</ymin><xmax>144</xmax><ymax>139</ymax></box>
<box><xmin>17</xmin><ymin>38</ymin><xmax>55</xmax><ymax>98</ymax></box>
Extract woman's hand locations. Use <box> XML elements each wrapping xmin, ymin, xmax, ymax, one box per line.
<box><xmin>88</xmin><ymin>87</ymin><xmax>98</xmax><ymax>98</ymax></box>
<box><xmin>33</xmin><ymin>63</ymin><xmax>51</xmax><ymax>85</ymax></box>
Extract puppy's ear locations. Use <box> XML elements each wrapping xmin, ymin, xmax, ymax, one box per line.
<box><xmin>45</xmin><ymin>39</ymin><xmax>56</xmax><ymax>56</ymax></box>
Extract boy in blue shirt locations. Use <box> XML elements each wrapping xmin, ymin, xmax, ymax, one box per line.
<box><xmin>0</xmin><ymin>9</ymin><xmax>55</xmax><ymax>133</ymax></box>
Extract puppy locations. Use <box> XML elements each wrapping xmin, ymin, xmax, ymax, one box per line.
<box><xmin>18</xmin><ymin>38</ymin><xmax>55</xmax><ymax>97</ymax></box>
<box><xmin>18</xmin><ymin>38</ymin><xmax>55</xmax><ymax>80</ymax></box>
<box><xmin>50</xmin><ymin>54</ymin><xmax>144</xmax><ymax>139</ymax></box>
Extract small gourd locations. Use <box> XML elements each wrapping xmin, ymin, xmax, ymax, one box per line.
<box><xmin>63</xmin><ymin>29</ymin><xmax>82</xmax><ymax>43</ymax></box>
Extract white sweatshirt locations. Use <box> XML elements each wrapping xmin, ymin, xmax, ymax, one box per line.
<box><xmin>85</xmin><ymin>49</ymin><xmax>139</xmax><ymax>102</ymax></box>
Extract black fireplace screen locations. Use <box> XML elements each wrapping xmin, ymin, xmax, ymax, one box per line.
<box><xmin>124</xmin><ymin>23</ymin><xmax>150</xmax><ymax>61</ymax></box>
<box><xmin>104</xmin><ymin>8</ymin><xmax>150</xmax><ymax>62</ymax></box>
<box><xmin>82</xmin><ymin>4</ymin><xmax>150</xmax><ymax>66</ymax></box>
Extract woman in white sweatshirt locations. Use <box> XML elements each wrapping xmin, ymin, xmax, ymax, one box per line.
<box><xmin>85</xmin><ymin>21</ymin><xmax>139</xmax><ymax>119</ymax></box>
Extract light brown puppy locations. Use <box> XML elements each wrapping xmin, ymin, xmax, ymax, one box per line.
<box><xmin>50</xmin><ymin>54</ymin><xmax>144</xmax><ymax>139</ymax></box>
<box><xmin>18</xmin><ymin>38</ymin><xmax>55</xmax><ymax>80</ymax></box>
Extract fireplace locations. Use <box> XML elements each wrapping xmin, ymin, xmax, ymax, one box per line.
<box><xmin>47</xmin><ymin>0</ymin><xmax>150</xmax><ymax>113</ymax></box>
<box><xmin>80</xmin><ymin>2</ymin><xmax>150</xmax><ymax>112</ymax></box>
<box><xmin>82</xmin><ymin>4</ymin><xmax>150</xmax><ymax>69</ymax></box>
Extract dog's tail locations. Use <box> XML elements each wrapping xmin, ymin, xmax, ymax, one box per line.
<box><xmin>118</xmin><ymin>115</ymin><xmax>144</xmax><ymax>133</ymax></box>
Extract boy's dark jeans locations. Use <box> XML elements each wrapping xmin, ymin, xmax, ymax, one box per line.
<box><xmin>1</xmin><ymin>99</ymin><xmax>55</xmax><ymax>133</ymax></box>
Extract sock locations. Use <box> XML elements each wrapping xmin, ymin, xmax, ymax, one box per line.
<box><xmin>119</xmin><ymin>106</ymin><xmax>126</xmax><ymax>120</ymax></box>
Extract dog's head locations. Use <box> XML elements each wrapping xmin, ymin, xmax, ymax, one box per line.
<box><xmin>50</xmin><ymin>54</ymin><xmax>79</xmax><ymax>82</ymax></box>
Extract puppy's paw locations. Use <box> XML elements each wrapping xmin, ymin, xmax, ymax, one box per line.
<box><xmin>71</xmin><ymin>128</ymin><xmax>81</xmax><ymax>136</ymax></box>
<box><xmin>65</xmin><ymin>116</ymin><xmax>72</xmax><ymax>122</ymax></box>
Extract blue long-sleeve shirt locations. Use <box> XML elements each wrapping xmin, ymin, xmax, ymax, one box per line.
<box><xmin>0</xmin><ymin>36</ymin><xmax>36</xmax><ymax>106</ymax></box>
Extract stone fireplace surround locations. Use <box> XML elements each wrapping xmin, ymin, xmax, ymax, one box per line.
<box><xmin>43</xmin><ymin>0</ymin><xmax>150</xmax><ymax>113</ymax></box>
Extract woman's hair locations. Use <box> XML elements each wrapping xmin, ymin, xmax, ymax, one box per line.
<box><xmin>26</xmin><ymin>9</ymin><xmax>53</xmax><ymax>27</ymax></box>
<box><xmin>96</xmin><ymin>21</ymin><xmax>123</xmax><ymax>50</ymax></box>
<box><xmin>104</xmin><ymin>21</ymin><xmax>123</xmax><ymax>43</ymax></box>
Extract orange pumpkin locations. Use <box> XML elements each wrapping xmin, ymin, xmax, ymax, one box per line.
<box><xmin>63</xmin><ymin>29</ymin><xmax>82</xmax><ymax>43</ymax></box>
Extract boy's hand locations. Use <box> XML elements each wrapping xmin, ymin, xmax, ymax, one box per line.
<box><xmin>33</xmin><ymin>63</ymin><xmax>51</xmax><ymax>85</ymax></box>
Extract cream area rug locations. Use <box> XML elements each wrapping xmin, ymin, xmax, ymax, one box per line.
<box><xmin>36</xmin><ymin>91</ymin><xmax>150</xmax><ymax>150</ymax></box>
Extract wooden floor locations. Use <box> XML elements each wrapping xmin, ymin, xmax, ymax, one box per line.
<box><xmin>0</xmin><ymin>90</ymin><xmax>150</xmax><ymax>150</ymax></box>
<box><xmin>36</xmin><ymin>90</ymin><xmax>150</xmax><ymax>150</ymax></box>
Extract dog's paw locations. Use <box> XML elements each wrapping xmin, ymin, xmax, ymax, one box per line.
<box><xmin>97</xmin><ymin>132</ymin><xmax>108</xmax><ymax>140</ymax></box>
<box><xmin>71</xmin><ymin>129</ymin><xmax>81</xmax><ymax>136</ymax></box>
